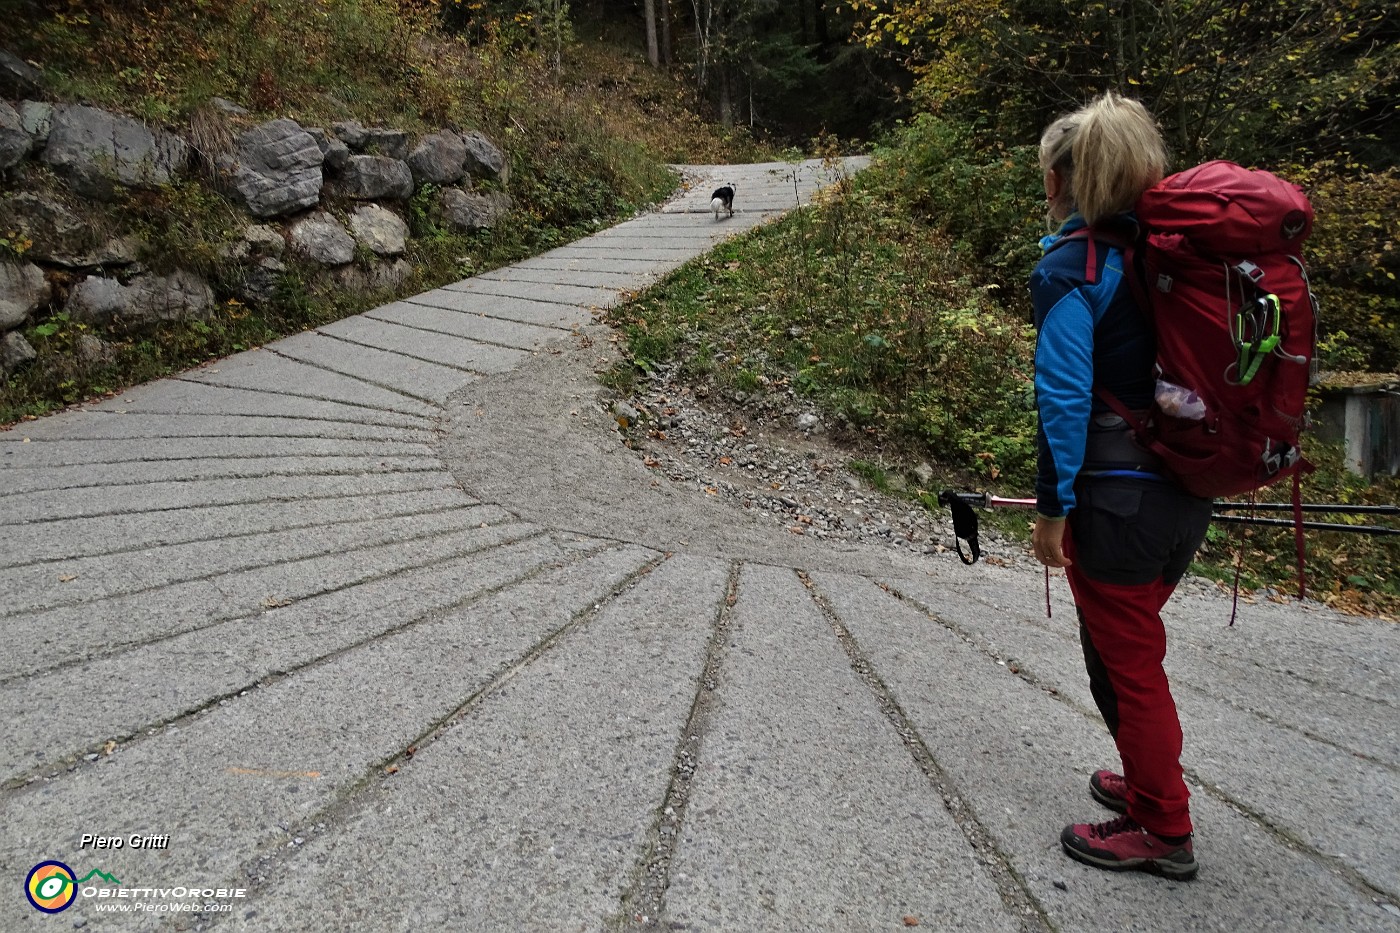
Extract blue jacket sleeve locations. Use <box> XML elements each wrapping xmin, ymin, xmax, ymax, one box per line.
<box><xmin>1032</xmin><ymin>247</ymin><xmax>1096</xmax><ymax>517</ymax></box>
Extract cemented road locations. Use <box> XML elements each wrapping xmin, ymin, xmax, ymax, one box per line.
<box><xmin>2</xmin><ymin>160</ymin><xmax>1398</xmax><ymax>932</ymax></box>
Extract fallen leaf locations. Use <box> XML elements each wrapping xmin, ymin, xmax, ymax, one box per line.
<box><xmin>719</xmin><ymin>456</ymin><xmax>733</xmax><ymax>465</ymax></box>
<box><xmin>59</xmin><ymin>574</ymin><xmax>78</xmax><ymax>583</ymax></box>
<box><xmin>644</xmin><ymin>457</ymin><xmax>661</xmax><ymax>468</ymax></box>
<box><xmin>103</xmin><ymin>741</ymin><xmax>117</xmax><ymax>756</ymax></box>
<box><xmin>261</xmin><ymin>596</ymin><xmax>293</xmax><ymax>609</ymax></box>
<box><xmin>903</xmin><ymin>917</ymin><xmax>920</xmax><ymax>927</ymax></box>
<box><xmin>385</xmin><ymin>765</ymin><xmax>399</xmax><ymax>775</ymax></box>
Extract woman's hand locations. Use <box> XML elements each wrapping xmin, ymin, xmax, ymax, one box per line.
<box><xmin>1032</xmin><ymin>515</ymin><xmax>1072</xmax><ymax>568</ymax></box>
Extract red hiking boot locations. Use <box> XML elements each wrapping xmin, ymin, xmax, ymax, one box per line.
<box><xmin>1061</xmin><ymin>815</ymin><xmax>1198</xmax><ymax>880</ymax></box>
<box><xmin>1090</xmin><ymin>769</ymin><xmax>1128</xmax><ymax>813</ymax></box>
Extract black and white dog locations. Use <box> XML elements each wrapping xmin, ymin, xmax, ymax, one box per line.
<box><xmin>710</xmin><ymin>184</ymin><xmax>735</xmax><ymax>220</ymax></box>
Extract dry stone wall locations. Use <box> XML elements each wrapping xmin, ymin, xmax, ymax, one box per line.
<box><xmin>0</xmin><ymin>75</ymin><xmax>513</xmax><ymax>380</ymax></box>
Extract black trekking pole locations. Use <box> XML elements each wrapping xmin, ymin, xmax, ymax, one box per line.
<box><xmin>1216</xmin><ymin>501</ymin><xmax>1400</xmax><ymax>516</ymax></box>
<box><xmin>1214</xmin><ymin>500</ymin><xmax>1400</xmax><ymax>536</ymax></box>
<box><xmin>1211</xmin><ymin>515</ymin><xmax>1400</xmax><ymax>535</ymax></box>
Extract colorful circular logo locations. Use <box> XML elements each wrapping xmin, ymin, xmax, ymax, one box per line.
<box><xmin>25</xmin><ymin>861</ymin><xmax>77</xmax><ymax>913</ymax></box>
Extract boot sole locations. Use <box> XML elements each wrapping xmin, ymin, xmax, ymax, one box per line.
<box><xmin>1061</xmin><ymin>838</ymin><xmax>1199</xmax><ymax>881</ymax></box>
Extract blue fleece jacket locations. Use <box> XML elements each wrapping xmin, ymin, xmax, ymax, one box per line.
<box><xmin>1031</xmin><ymin>215</ymin><xmax>1156</xmax><ymax>517</ymax></box>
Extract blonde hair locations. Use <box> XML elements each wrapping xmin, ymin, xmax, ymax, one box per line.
<box><xmin>1039</xmin><ymin>91</ymin><xmax>1168</xmax><ymax>226</ymax></box>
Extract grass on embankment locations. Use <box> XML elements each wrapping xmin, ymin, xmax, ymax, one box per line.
<box><xmin>602</xmin><ymin>150</ymin><xmax>1400</xmax><ymax>618</ymax></box>
<box><xmin>1</xmin><ymin>1</ymin><xmax>779</xmax><ymax>423</ymax></box>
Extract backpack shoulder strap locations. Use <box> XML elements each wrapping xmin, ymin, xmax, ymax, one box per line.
<box><xmin>1051</xmin><ymin>226</ymin><xmax>1135</xmax><ymax>287</ymax></box>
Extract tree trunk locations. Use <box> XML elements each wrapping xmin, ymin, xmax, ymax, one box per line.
<box><xmin>719</xmin><ymin>66</ymin><xmax>733</xmax><ymax>127</ymax></box>
<box><xmin>644</xmin><ymin>0</ymin><xmax>660</xmax><ymax>68</ymax></box>
<box><xmin>660</xmin><ymin>0</ymin><xmax>672</xmax><ymax>65</ymax></box>
<box><xmin>814</xmin><ymin>0</ymin><xmax>829</xmax><ymax>46</ymax></box>
<box><xmin>692</xmin><ymin>0</ymin><xmax>711</xmax><ymax>96</ymax></box>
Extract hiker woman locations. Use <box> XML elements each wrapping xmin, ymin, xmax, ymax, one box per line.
<box><xmin>1030</xmin><ymin>91</ymin><xmax>1213</xmax><ymax>880</ymax></box>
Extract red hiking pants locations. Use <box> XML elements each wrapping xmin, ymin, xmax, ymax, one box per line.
<box><xmin>1063</xmin><ymin>477</ymin><xmax>1212</xmax><ymax>838</ymax></box>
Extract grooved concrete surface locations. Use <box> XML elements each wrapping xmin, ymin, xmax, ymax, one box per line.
<box><xmin>1</xmin><ymin>160</ymin><xmax>1397</xmax><ymax>933</ymax></box>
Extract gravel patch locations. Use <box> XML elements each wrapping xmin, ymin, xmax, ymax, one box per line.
<box><xmin>603</xmin><ymin>363</ymin><xmax>1234</xmax><ymax>602</ymax></box>
<box><xmin>604</xmin><ymin>364</ymin><xmax>1016</xmax><ymax>560</ymax></box>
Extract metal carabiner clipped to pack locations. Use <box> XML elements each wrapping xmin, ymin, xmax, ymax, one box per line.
<box><xmin>1232</xmin><ymin>293</ymin><xmax>1282</xmax><ymax>386</ymax></box>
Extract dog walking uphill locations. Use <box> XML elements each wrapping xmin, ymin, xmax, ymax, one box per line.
<box><xmin>710</xmin><ymin>184</ymin><xmax>735</xmax><ymax>220</ymax></box>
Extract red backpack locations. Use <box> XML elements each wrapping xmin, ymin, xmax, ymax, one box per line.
<box><xmin>1078</xmin><ymin>160</ymin><xmax>1319</xmax><ymax>500</ymax></box>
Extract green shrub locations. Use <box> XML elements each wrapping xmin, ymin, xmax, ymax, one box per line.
<box><xmin>1284</xmin><ymin>160</ymin><xmax>1400</xmax><ymax>372</ymax></box>
<box><xmin>870</xmin><ymin>114</ymin><xmax>1044</xmax><ymax>302</ymax></box>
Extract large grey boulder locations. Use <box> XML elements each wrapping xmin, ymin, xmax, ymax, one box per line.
<box><xmin>305</xmin><ymin>128</ymin><xmax>351</xmax><ymax>174</ymax></box>
<box><xmin>331</xmin><ymin>258</ymin><xmax>410</xmax><ymax>294</ymax></box>
<box><xmin>218</xmin><ymin>224</ymin><xmax>286</xmax><ymax>263</ymax></box>
<box><xmin>0</xmin><ymin>101</ymin><xmax>31</xmax><ymax>170</ymax></box>
<box><xmin>0</xmin><ymin>192</ymin><xmax>143</xmax><ymax>268</ymax></box>
<box><xmin>128</xmin><ymin>270</ymin><xmax>215</xmax><ymax>323</ymax></box>
<box><xmin>74</xmin><ymin>333</ymin><xmax>116</xmax><ymax>367</ymax></box>
<box><xmin>439</xmin><ymin>188</ymin><xmax>513</xmax><ymax>232</ymax></box>
<box><xmin>348</xmin><ymin>204</ymin><xmax>407</xmax><ymax>257</ymax></box>
<box><xmin>18</xmin><ymin>101</ymin><xmax>53</xmax><ymax>147</ymax></box>
<box><xmin>66</xmin><ymin>275</ymin><xmax>132</xmax><ymax>325</ymax></box>
<box><xmin>0</xmin><ymin>260</ymin><xmax>49</xmax><ymax>330</ymax></box>
<box><xmin>362</xmin><ymin>127</ymin><xmax>410</xmax><ymax>160</ymax></box>
<box><xmin>0</xmin><ymin>330</ymin><xmax>36</xmax><ymax>374</ymax></box>
<box><xmin>460</xmin><ymin>130</ymin><xmax>508</xmax><ymax>184</ymax></box>
<box><xmin>243</xmin><ymin>223</ymin><xmax>286</xmax><ymax>256</ymax></box>
<box><xmin>67</xmin><ymin>270</ymin><xmax>214</xmax><ymax>325</ymax></box>
<box><xmin>338</xmin><ymin>155</ymin><xmax>413</xmax><ymax>200</ymax></box>
<box><xmin>289</xmin><ymin>212</ymin><xmax>355</xmax><ymax>266</ymax></box>
<box><xmin>239</xmin><ymin>256</ymin><xmax>286</xmax><ymax>306</ymax></box>
<box><xmin>223</xmin><ymin>118</ymin><xmax>324</xmax><ymax>218</ymax></box>
<box><xmin>407</xmin><ymin>131</ymin><xmax>467</xmax><ymax>186</ymax></box>
<box><xmin>209</xmin><ymin>97</ymin><xmax>250</xmax><ymax>116</ymax></box>
<box><xmin>331</xmin><ymin>120</ymin><xmax>368</xmax><ymax>149</ymax></box>
<box><xmin>0</xmin><ymin>192</ymin><xmax>80</xmax><ymax>259</ymax></box>
<box><xmin>0</xmin><ymin>49</ymin><xmax>42</xmax><ymax>98</ymax></box>
<box><xmin>41</xmin><ymin>104</ymin><xmax>189</xmax><ymax>199</ymax></box>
